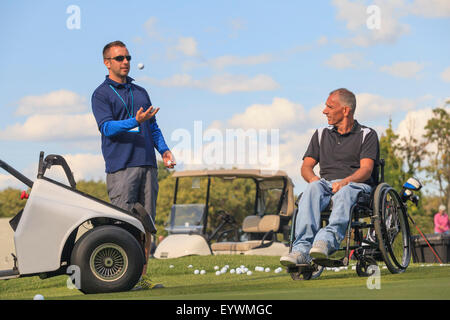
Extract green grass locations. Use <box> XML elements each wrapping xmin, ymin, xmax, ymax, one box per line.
<box><xmin>1</xmin><ymin>255</ymin><xmax>449</xmax><ymax>300</ymax></box>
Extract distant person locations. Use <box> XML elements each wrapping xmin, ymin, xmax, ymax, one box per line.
<box><xmin>434</xmin><ymin>205</ymin><xmax>449</xmax><ymax>234</ymax></box>
<box><xmin>91</xmin><ymin>40</ymin><xmax>176</xmax><ymax>289</ymax></box>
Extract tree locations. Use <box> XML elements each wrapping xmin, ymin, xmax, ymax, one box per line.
<box><xmin>395</xmin><ymin>117</ymin><xmax>428</xmax><ymax>177</ymax></box>
<box><xmin>0</xmin><ymin>188</ymin><xmax>27</xmax><ymax>218</ymax></box>
<box><xmin>423</xmin><ymin>106</ymin><xmax>450</xmax><ymax>208</ymax></box>
<box><xmin>76</xmin><ymin>180</ymin><xmax>109</xmax><ymax>202</ymax></box>
<box><xmin>379</xmin><ymin>118</ymin><xmax>406</xmax><ymax>191</ymax></box>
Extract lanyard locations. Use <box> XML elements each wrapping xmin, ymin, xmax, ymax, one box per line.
<box><xmin>109</xmin><ymin>85</ymin><xmax>134</xmax><ymax>118</ymax></box>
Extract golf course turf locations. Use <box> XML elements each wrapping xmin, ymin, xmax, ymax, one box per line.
<box><xmin>1</xmin><ymin>255</ymin><xmax>449</xmax><ymax>300</ymax></box>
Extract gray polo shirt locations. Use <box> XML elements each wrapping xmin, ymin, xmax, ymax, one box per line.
<box><xmin>303</xmin><ymin>120</ymin><xmax>379</xmax><ymax>185</ymax></box>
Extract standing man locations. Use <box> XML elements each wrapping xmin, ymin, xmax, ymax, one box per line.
<box><xmin>280</xmin><ymin>88</ymin><xmax>379</xmax><ymax>268</ymax></box>
<box><xmin>91</xmin><ymin>40</ymin><xmax>175</xmax><ymax>289</ymax></box>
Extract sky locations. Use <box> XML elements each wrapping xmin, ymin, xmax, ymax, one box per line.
<box><xmin>0</xmin><ymin>0</ymin><xmax>449</xmax><ymax>195</ymax></box>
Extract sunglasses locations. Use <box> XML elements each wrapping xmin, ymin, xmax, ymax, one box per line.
<box><xmin>106</xmin><ymin>55</ymin><xmax>132</xmax><ymax>62</ymax></box>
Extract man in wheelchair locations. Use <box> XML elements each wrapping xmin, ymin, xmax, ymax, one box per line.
<box><xmin>280</xmin><ymin>88</ymin><xmax>379</xmax><ymax>269</ymax></box>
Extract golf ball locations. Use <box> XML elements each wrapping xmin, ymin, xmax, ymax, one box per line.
<box><xmin>215</xmin><ymin>271</ymin><xmax>221</xmax><ymax>276</ymax></box>
<box><xmin>169</xmin><ymin>265</ymin><xmax>174</xmax><ymax>268</ymax></box>
<box><xmin>236</xmin><ymin>269</ymin><xmax>242</xmax><ymax>275</ymax></box>
<box><xmin>194</xmin><ymin>269</ymin><xmax>200</xmax><ymax>275</ymax></box>
<box><xmin>265</xmin><ymin>268</ymin><xmax>271</xmax><ymax>272</ymax></box>
<box><xmin>188</xmin><ymin>264</ymin><xmax>193</xmax><ymax>268</ymax></box>
<box><xmin>214</xmin><ymin>266</ymin><xmax>219</xmax><ymax>270</ymax></box>
<box><xmin>33</xmin><ymin>294</ymin><xmax>44</xmax><ymax>300</ymax></box>
<box><xmin>255</xmin><ymin>266</ymin><xmax>264</xmax><ymax>272</ymax></box>
<box><xmin>230</xmin><ymin>269</ymin><xmax>236</xmax><ymax>274</ymax></box>
<box><xmin>274</xmin><ymin>267</ymin><xmax>283</xmax><ymax>273</ymax></box>
<box><xmin>137</xmin><ymin>63</ymin><xmax>144</xmax><ymax>70</ymax></box>
<box><xmin>200</xmin><ymin>270</ymin><xmax>206</xmax><ymax>275</ymax></box>
<box><xmin>247</xmin><ymin>271</ymin><xmax>252</xmax><ymax>276</ymax></box>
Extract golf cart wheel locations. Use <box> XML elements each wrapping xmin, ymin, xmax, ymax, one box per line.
<box><xmin>373</xmin><ymin>183</ymin><xmax>411</xmax><ymax>274</ymax></box>
<box><xmin>70</xmin><ymin>225</ymin><xmax>145</xmax><ymax>294</ymax></box>
<box><xmin>356</xmin><ymin>256</ymin><xmax>378</xmax><ymax>277</ymax></box>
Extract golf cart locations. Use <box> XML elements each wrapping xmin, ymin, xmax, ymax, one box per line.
<box><xmin>0</xmin><ymin>152</ymin><xmax>156</xmax><ymax>294</ymax></box>
<box><xmin>154</xmin><ymin>169</ymin><xmax>295</xmax><ymax>259</ymax></box>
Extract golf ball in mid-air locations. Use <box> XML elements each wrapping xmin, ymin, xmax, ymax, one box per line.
<box><xmin>33</xmin><ymin>294</ymin><xmax>44</xmax><ymax>300</ymax></box>
<box><xmin>137</xmin><ymin>63</ymin><xmax>144</xmax><ymax>70</ymax></box>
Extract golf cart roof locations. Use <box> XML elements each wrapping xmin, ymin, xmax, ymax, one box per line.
<box><xmin>172</xmin><ymin>169</ymin><xmax>295</xmax><ymax>217</ymax></box>
<box><xmin>172</xmin><ymin>169</ymin><xmax>291</xmax><ymax>181</ymax></box>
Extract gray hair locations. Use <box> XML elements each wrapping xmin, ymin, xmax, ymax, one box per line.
<box><xmin>329</xmin><ymin>88</ymin><xmax>356</xmax><ymax>114</ymax></box>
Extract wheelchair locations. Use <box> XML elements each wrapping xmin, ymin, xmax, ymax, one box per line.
<box><xmin>286</xmin><ymin>159</ymin><xmax>421</xmax><ymax>280</ymax></box>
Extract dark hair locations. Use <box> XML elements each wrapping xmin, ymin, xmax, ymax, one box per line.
<box><xmin>103</xmin><ymin>40</ymin><xmax>126</xmax><ymax>59</ymax></box>
<box><xmin>329</xmin><ymin>88</ymin><xmax>356</xmax><ymax>113</ymax></box>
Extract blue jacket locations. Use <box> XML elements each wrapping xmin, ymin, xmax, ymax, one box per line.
<box><xmin>91</xmin><ymin>76</ymin><xmax>169</xmax><ymax>173</ymax></box>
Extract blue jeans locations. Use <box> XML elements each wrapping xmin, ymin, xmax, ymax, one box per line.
<box><xmin>292</xmin><ymin>179</ymin><xmax>372</xmax><ymax>256</ymax></box>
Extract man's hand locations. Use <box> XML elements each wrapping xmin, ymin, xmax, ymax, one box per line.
<box><xmin>162</xmin><ymin>150</ymin><xmax>176</xmax><ymax>169</ymax></box>
<box><xmin>136</xmin><ymin>106</ymin><xmax>159</xmax><ymax>124</ymax></box>
<box><xmin>332</xmin><ymin>179</ymin><xmax>349</xmax><ymax>193</ymax></box>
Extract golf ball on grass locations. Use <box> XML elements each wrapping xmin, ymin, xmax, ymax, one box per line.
<box><xmin>265</xmin><ymin>267</ymin><xmax>271</xmax><ymax>272</ymax></box>
<box><xmin>200</xmin><ymin>270</ymin><xmax>206</xmax><ymax>275</ymax></box>
<box><xmin>194</xmin><ymin>270</ymin><xmax>200</xmax><ymax>275</ymax></box>
<box><xmin>230</xmin><ymin>269</ymin><xmax>236</xmax><ymax>274</ymax></box>
<box><xmin>214</xmin><ymin>266</ymin><xmax>219</xmax><ymax>270</ymax></box>
<box><xmin>33</xmin><ymin>294</ymin><xmax>44</xmax><ymax>300</ymax></box>
<box><xmin>246</xmin><ymin>271</ymin><xmax>252</xmax><ymax>276</ymax></box>
<box><xmin>215</xmin><ymin>271</ymin><xmax>221</xmax><ymax>276</ymax></box>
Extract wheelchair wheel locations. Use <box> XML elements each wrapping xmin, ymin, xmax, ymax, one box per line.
<box><xmin>356</xmin><ymin>256</ymin><xmax>378</xmax><ymax>277</ymax></box>
<box><xmin>373</xmin><ymin>183</ymin><xmax>411</xmax><ymax>274</ymax></box>
<box><xmin>289</xmin><ymin>264</ymin><xmax>324</xmax><ymax>280</ymax></box>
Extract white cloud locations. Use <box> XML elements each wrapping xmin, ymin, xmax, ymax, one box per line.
<box><xmin>0</xmin><ymin>113</ymin><xmax>98</xmax><ymax>141</ymax></box>
<box><xmin>210</xmin><ymin>54</ymin><xmax>273</xmax><ymax>70</ymax></box>
<box><xmin>396</xmin><ymin>108</ymin><xmax>433</xmax><ymax>144</ymax></box>
<box><xmin>408</xmin><ymin>0</ymin><xmax>450</xmax><ymax>18</ymax></box>
<box><xmin>355</xmin><ymin>93</ymin><xmax>417</xmax><ymax>122</ymax></box>
<box><xmin>15</xmin><ymin>89</ymin><xmax>87</xmax><ymax>116</ymax></box>
<box><xmin>228</xmin><ymin>98</ymin><xmax>306</xmax><ymax>130</ymax></box>
<box><xmin>175</xmin><ymin>37</ymin><xmax>199</xmax><ymax>57</ymax></box>
<box><xmin>323</xmin><ymin>52</ymin><xmax>371</xmax><ymax>70</ymax></box>
<box><xmin>332</xmin><ymin>0</ymin><xmax>410</xmax><ymax>47</ymax></box>
<box><xmin>229</xmin><ymin>18</ymin><xmax>246</xmax><ymax>38</ymax></box>
<box><xmin>380</xmin><ymin>61</ymin><xmax>424</xmax><ymax>78</ymax></box>
<box><xmin>440</xmin><ymin>67</ymin><xmax>450</xmax><ymax>83</ymax></box>
<box><xmin>144</xmin><ymin>17</ymin><xmax>163</xmax><ymax>40</ymax></box>
<box><xmin>140</xmin><ymin>73</ymin><xmax>279</xmax><ymax>94</ymax></box>
<box><xmin>59</xmin><ymin>153</ymin><xmax>105</xmax><ymax>182</ymax></box>
<box><xmin>0</xmin><ymin>153</ymin><xmax>105</xmax><ymax>190</ymax></box>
